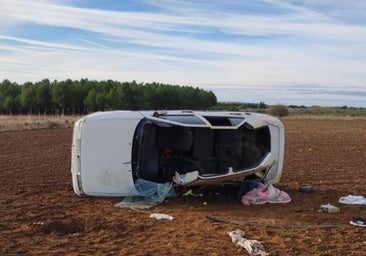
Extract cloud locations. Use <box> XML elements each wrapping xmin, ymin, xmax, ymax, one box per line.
<box><xmin>0</xmin><ymin>0</ymin><xmax>365</xmax><ymax>106</ymax></box>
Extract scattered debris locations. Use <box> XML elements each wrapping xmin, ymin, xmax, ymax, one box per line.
<box><xmin>173</xmin><ymin>171</ymin><xmax>199</xmax><ymax>185</ymax></box>
<box><xmin>299</xmin><ymin>185</ymin><xmax>314</xmax><ymax>193</ymax></box>
<box><xmin>150</xmin><ymin>213</ymin><xmax>174</xmax><ymax>220</ymax></box>
<box><xmin>182</xmin><ymin>189</ymin><xmax>203</xmax><ymax>197</ymax></box>
<box><xmin>350</xmin><ymin>216</ymin><xmax>366</xmax><ymax>227</ymax></box>
<box><xmin>115</xmin><ymin>179</ymin><xmax>175</xmax><ymax>209</ymax></box>
<box><xmin>32</xmin><ymin>221</ymin><xmax>44</xmax><ymax>225</ymax></box>
<box><xmin>183</xmin><ymin>189</ymin><xmax>194</xmax><ymax>196</ymax></box>
<box><xmin>228</xmin><ymin>229</ymin><xmax>268</xmax><ymax>256</ymax></box>
<box><xmin>318</xmin><ymin>203</ymin><xmax>340</xmax><ymax>213</ymax></box>
<box><xmin>115</xmin><ymin>196</ymin><xmax>160</xmax><ymax>210</ymax></box>
<box><xmin>339</xmin><ymin>195</ymin><xmax>366</xmax><ymax>205</ymax></box>
<box><xmin>240</xmin><ymin>182</ymin><xmax>291</xmax><ymax>206</ymax></box>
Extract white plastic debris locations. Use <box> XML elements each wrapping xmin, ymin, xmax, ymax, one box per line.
<box><xmin>149</xmin><ymin>213</ymin><xmax>174</xmax><ymax>220</ymax></box>
<box><xmin>173</xmin><ymin>171</ymin><xmax>199</xmax><ymax>185</ymax></box>
<box><xmin>228</xmin><ymin>229</ymin><xmax>268</xmax><ymax>256</ymax></box>
<box><xmin>318</xmin><ymin>203</ymin><xmax>340</xmax><ymax>213</ymax></box>
<box><xmin>32</xmin><ymin>221</ymin><xmax>44</xmax><ymax>225</ymax></box>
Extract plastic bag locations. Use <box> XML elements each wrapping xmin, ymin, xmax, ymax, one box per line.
<box><xmin>115</xmin><ymin>179</ymin><xmax>175</xmax><ymax>209</ymax></box>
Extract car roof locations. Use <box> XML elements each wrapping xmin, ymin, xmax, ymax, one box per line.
<box><xmin>84</xmin><ymin>110</ymin><xmax>275</xmax><ymax>129</ymax></box>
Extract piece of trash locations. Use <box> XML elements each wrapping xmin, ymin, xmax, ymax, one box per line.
<box><xmin>183</xmin><ymin>189</ymin><xmax>194</xmax><ymax>196</ymax></box>
<box><xmin>241</xmin><ymin>183</ymin><xmax>291</xmax><ymax>206</ymax></box>
<box><xmin>203</xmin><ymin>201</ymin><xmax>208</xmax><ymax>205</ymax></box>
<box><xmin>149</xmin><ymin>213</ymin><xmax>174</xmax><ymax>220</ymax></box>
<box><xmin>32</xmin><ymin>221</ymin><xmax>44</xmax><ymax>225</ymax></box>
<box><xmin>299</xmin><ymin>185</ymin><xmax>314</xmax><ymax>193</ymax></box>
<box><xmin>228</xmin><ymin>229</ymin><xmax>268</xmax><ymax>256</ymax></box>
<box><xmin>350</xmin><ymin>216</ymin><xmax>366</xmax><ymax>227</ymax></box>
<box><xmin>115</xmin><ymin>178</ymin><xmax>175</xmax><ymax>210</ymax></box>
<box><xmin>173</xmin><ymin>171</ymin><xmax>199</xmax><ymax>185</ymax></box>
<box><xmin>318</xmin><ymin>203</ymin><xmax>340</xmax><ymax>213</ymax></box>
<box><xmin>339</xmin><ymin>195</ymin><xmax>366</xmax><ymax>205</ymax></box>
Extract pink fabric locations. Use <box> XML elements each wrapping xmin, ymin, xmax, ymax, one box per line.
<box><xmin>241</xmin><ymin>183</ymin><xmax>291</xmax><ymax>206</ymax></box>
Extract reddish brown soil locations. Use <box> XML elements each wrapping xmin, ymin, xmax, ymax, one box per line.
<box><xmin>1</xmin><ymin>119</ymin><xmax>366</xmax><ymax>255</ymax></box>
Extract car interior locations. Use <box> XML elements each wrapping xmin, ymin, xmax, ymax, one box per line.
<box><xmin>133</xmin><ymin>120</ymin><xmax>271</xmax><ymax>183</ymax></box>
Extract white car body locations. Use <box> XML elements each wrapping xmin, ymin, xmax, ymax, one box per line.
<box><xmin>71</xmin><ymin>110</ymin><xmax>284</xmax><ymax>197</ymax></box>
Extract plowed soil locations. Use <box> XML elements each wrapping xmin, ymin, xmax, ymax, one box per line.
<box><xmin>1</xmin><ymin>119</ymin><xmax>366</xmax><ymax>255</ymax></box>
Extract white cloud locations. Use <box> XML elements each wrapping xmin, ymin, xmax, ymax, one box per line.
<box><xmin>0</xmin><ymin>0</ymin><xmax>365</xmax><ymax>106</ymax></box>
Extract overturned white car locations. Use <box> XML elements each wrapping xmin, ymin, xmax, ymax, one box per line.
<box><xmin>71</xmin><ymin>110</ymin><xmax>284</xmax><ymax>197</ymax></box>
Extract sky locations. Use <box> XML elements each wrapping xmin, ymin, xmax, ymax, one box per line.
<box><xmin>1</xmin><ymin>0</ymin><xmax>366</xmax><ymax>107</ymax></box>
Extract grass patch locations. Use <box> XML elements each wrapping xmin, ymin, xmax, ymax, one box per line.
<box><xmin>1</xmin><ymin>107</ymin><xmax>366</xmax><ymax>132</ymax></box>
<box><xmin>0</xmin><ymin>115</ymin><xmax>81</xmax><ymax>132</ymax></box>
<box><xmin>288</xmin><ymin>106</ymin><xmax>366</xmax><ymax>117</ymax></box>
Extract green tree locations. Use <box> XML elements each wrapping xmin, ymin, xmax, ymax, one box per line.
<box><xmin>106</xmin><ymin>83</ymin><xmax>124</xmax><ymax>110</ymax></box>
<box><xmin>0</xmin><ymin>80</ymin><xmax>21</xmax><ymax>114</ymax></box>
<box><xmin>35</xmin><ymin>79</ymin><xmax>52</xmax><ymax>114</ymax></box>
<box><xmin>20</xmin><ymin>82</ymin><xmax>36</xmax><ymax>114</ymax></box>
<box><xmin>69</xmin><ymin>80</ymin><xmax>90</xmax><ymax>114</ymax></box>
<box><xmin>0</xmin><ymin>79</ymin><xmax>219</xmax><ymax>114</ymax></box>
<box><xmin>120</xmin><ymin>81</ymin><xmax>140</xmax><ymax>110</ymax></box>
<box><xmin>51</xmin><ymin>79</ymin><xmax>71</xmax><ymax>115</ymax></box>
<box><xmin>259</xmin><ymin>101</ymin><xmax>267</xmax><ymax>109</ymax></box>
<box><xmin>84</xmin><ymin>89</ymin><xmax>98</xmax><ymax>112</ymax></box>
<box><xmin>3</xmin><ymin>96</ymin><xmax>21</xmax><ymax>114</ymax></box>
<box><xmin>143</xmin><ymin>82</ymin><xmax>160</xmax><ymax>109</ymax></box>
<box><xmin>95</xmin><ymin>92</ymin><xmax>108</xmax><ymax>110</ymax></box>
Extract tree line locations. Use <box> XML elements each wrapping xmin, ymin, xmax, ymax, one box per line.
<box><xmin>0</xmin><ymin>79</ymin><xmax>217</xmax><ymax>115</ymax></box>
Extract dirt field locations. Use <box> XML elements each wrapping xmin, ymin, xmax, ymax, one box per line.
<box><xmin>1</xmin><ymin>118</ymin><xmax>366</xmax><ymax>255</ymax></box>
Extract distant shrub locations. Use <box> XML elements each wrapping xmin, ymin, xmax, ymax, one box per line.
<box><xmin>270</xmin><ymin>104</ymin><xmax>289</xmax><ymax>117</ymax></box>
<box><xmin>288</xmin><ymin>106</ymin><xmax>366</xmax><ymax>117</ymax></box>
<box><xmin>210</xmin><ymin>101</ymin><xmax>269</xmax><ymax>112</ymax></box>
<box><xmin>47</xmin><ymin>121</ymin><xmax>61</xmax><ymax>129</ymax></box>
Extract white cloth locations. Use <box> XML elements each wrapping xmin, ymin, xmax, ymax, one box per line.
<box><xmin>228</xmin><ymin>229</ymin><xmax>269</xmax><ymax>256</ymax></box>
<box><xmin>339</xmin><ymin>195</ymin><xmax>366</xmax><ymax>205</ymax></box>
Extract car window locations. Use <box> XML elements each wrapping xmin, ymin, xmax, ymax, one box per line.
<box><xmin>159</xmin><ymin>115</ymin><xmax>206</xmax><ymax>125</ymax></box>
<box><xmin>203</xmin><ymin>116</ymin><xmax>245</xmax><ymax>127</ymax></box>
<box><xmin>228</xmin><ymin>117</ymin><xmax>245</xmax><ymax>126</ymax></box>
